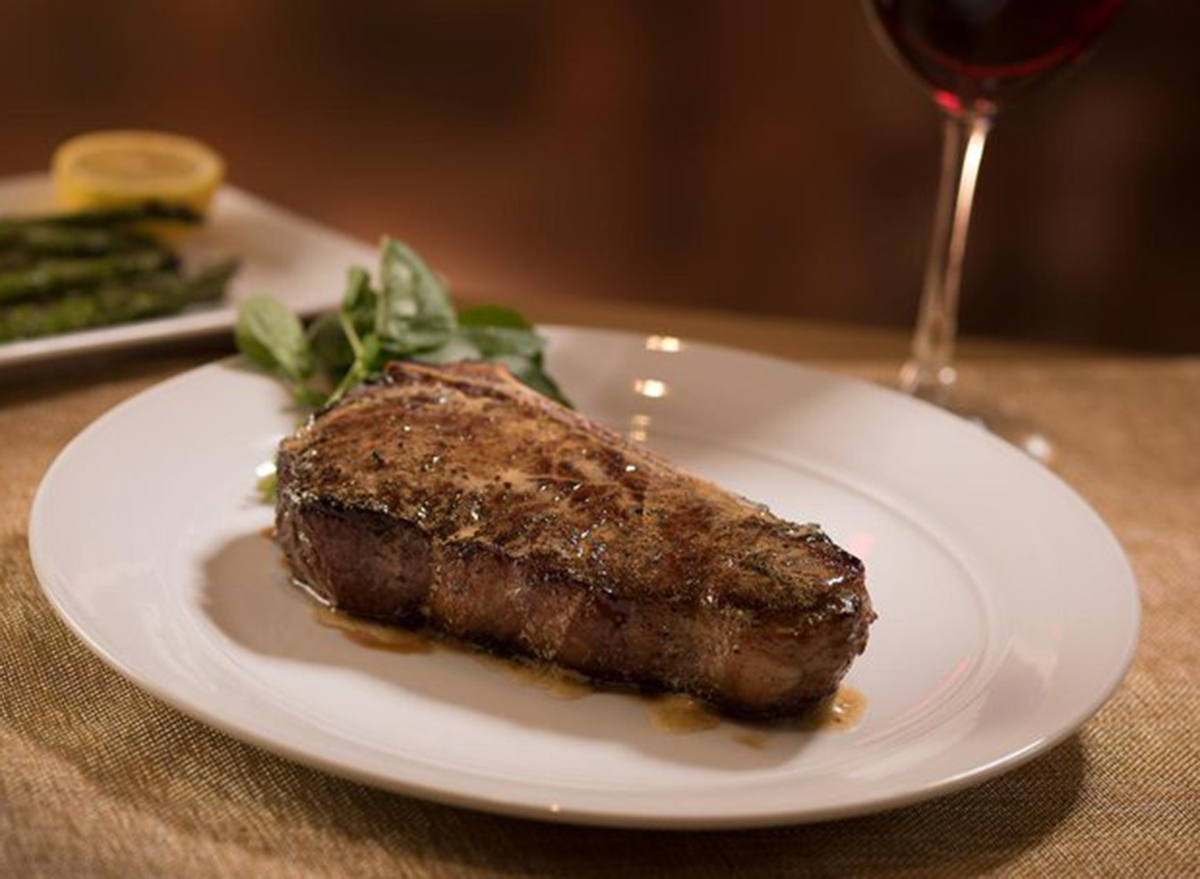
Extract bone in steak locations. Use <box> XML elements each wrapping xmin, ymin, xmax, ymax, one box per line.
<box><xmin>275</xmin><ymin>361</ymin><xmax>874</xmax><ymax>718</ymax></box>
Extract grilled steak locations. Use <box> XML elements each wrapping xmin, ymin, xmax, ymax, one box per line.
<box><xmin>275</xmin><ymin>361</ymin><xmax>874</xmax><ymax>718</ymax></box>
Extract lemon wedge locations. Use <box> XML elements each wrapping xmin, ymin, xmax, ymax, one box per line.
<box><xmin>52</xmin><ymin>130</ymin><xmax>225</xmax><ymax>214</ymax></box>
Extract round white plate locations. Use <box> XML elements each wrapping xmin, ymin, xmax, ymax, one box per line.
<box><xmin>29</xmin><ymin>328</ymin><xmax>1139</xmax><ymax>829</ymax></box>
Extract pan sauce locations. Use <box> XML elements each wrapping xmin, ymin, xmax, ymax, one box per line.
<box><xmin>312</xmin><ymin>603</ymin><xmax>866</xmax><ymax>738</ymax></box>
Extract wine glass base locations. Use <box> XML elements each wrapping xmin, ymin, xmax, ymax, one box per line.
<box><xmin>900</xmin><ymin>359</ymin><xmax>1053</xmax><ymax>464</ymax></box>
<box><xmin>942</xmin><ymin>398</ymin><xmax>1054</xmax><ymax>464</ymax></box>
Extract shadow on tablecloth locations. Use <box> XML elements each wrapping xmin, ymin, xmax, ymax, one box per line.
<box><xmin>3</xmin><ymin>526</ymin><xmax>1086</xmax><ymax>877</ymax></box>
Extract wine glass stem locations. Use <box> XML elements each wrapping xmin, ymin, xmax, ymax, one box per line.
<box><xmin>902</xmin><ymin>110</ymin><xmax>992</xmax><ymax>406</ymax></box>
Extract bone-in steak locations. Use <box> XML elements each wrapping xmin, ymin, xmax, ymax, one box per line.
<box><xmin>275</xmin><ymin>361</ymin><xmax>874</xmax><ymax>718</ymax></box>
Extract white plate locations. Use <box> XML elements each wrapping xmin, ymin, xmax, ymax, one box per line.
<box><xmin>29</xmin><ymin>329</ymin><xmax>1139</xmax><ymax>828</ymax></box>
<box><xmin>0</xmin><ymin>174</ymin><xmax>372</xmax><ymax>368</ymax></box>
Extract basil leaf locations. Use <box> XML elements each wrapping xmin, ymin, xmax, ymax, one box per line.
<box><xmin>307</xmin><ymin>311</ymin><xmax>354</xmax><ymax>374</ymax></box>
<box><xmin>342</xmin><ymin>265</ymin><xmax>375</xmax><ymax>313</ymax></box>
<box><xmin>376</xmin><ymin>237</ymin><xmax>455</xmax><ymax>341</ymax></box>
<box><xmin>412</xmin><ymin>333</ymin><xmax>484</xmax><ymax>365</ymax></box>
<box><xmin>410</xmin><ymin>324</ymin><xmax>544</xmax><ymax>370</ymax></box>
<box><xmin>493</xmin><ymin>353</ymin><xmax>571</xmax><ymax>407</ymax></box>
<box><xmin>378</xmin><ymin>314</ymin><xmax>456</xmax><ymax>357</ymax></box>
<box><xmin>361</xmin><ymin>332</ymin><xmax>382</xmax><ymax>371</ymax></box>
<box><xmin>235</xmin><ymin>295</ymin><xmax>312</xmax><ymax>382</ymax></box>
<box><xmin>460</xmin><ymin>323</ymin><xmax>543</xmax><ymax>359</ymax></box>
<box><xmin>521</xmin><ymin>369</ymin><xmax>570</xmax><ymax>407</ymax></box>
<box><xmin>458</xmin><ymin>305</ymin><xmax>533</xmax><ymax>330</ymax></box>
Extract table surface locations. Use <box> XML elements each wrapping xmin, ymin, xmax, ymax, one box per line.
<box><xmin>2</xmin><ymin>293</ymin><xmax>1197</xmax><ymax>877</ymax></box>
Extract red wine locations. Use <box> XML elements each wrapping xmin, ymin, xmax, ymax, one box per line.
<box><xmin>870</xmin><ymin>0</ymin><xmax>1123</xmax><ymax>112</ymax></box>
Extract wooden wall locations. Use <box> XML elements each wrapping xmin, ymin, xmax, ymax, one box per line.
<box><xmin>1</xmin><ymin>0</ymin><xmax>1193</xmax><ymax>351</ymax></box>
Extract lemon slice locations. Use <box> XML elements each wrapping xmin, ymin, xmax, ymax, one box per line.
<box><xmin>52</xmin><ymin>130</ymin><xmax>225</xmax><ymax>213</ymax></box>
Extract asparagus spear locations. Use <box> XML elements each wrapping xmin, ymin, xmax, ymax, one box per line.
<box><xmin>0</xmin><ymin>228</ymin><xmax>168</xmax><ymax>273</ymax></box>
<box><xmin>0</xmin><ymin>259</ymin><xmax>238</xmax><ymax>342</ymax></box>
<box><xmin>0</xmin><ymin>224</ymin><xmax>165</xmax><ymax>262</ymax></box>
<box><xmin>0</xmin><ymin>200</ymin><xmax>202</xmax><ymax>233</ymax></box>
<box><xmin>0</xmin><ymin>249</ymin><xmax>176</xmax><ymax>303</ymax></box>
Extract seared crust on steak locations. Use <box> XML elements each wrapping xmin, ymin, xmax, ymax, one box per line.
<box><xmin>275</xmin><ymin>361</ymin><xmax>874</xmax><ymax>718</ymax></box>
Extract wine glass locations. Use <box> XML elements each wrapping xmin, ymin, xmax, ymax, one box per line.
<box><xmin>864</xmin><ymin>0</ymin><xmax>1124</xmax><ymax>458</ymax></box>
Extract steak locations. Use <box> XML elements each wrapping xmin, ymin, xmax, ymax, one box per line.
<box><xmin>275</xmin><ymin>361</ymin><xmax>874</xmax><ymax>718</ymax></box>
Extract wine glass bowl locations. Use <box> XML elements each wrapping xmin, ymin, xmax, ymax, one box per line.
<box><xmin>864</xmin><ymin>0</ymin><xmax>1124</xmax><ymax>451</ymax></box>
<box><xmin>869</xmin><ymin>0</ymin><xmax>1125</xmax><ymax>115</ymax></box>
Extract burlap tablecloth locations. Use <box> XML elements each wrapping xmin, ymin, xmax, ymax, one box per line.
<box><xmin>2</xmin><ymin>313</ymin><xmax>1197</xmax><ymax>877</ymax></box>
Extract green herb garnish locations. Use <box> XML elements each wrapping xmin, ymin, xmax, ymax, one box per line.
<box><xmin>235</xmin><ymin>236</ymin><xmax>569</xmax><ymax>408</ymax></box>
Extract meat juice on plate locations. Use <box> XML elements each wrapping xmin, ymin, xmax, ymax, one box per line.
<box><xmin>311</xmin><ymin>599</ymin><xmax>866</xmax><ymax>738</ymax></box>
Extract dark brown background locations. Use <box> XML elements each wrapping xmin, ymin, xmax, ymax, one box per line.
<box><xmin>1</xmin><ymin>0</ymin><xmax>1194</xmax><ymax>351</ymax></box>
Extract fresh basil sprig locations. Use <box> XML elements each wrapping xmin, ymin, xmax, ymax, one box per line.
<box><xmin>235</xmin><ymin>237</ymin><xmax>569</xmax><ymax>408</ymax></box>
<box><xmin>234</xmin><ymin>294</ymin><xmax>324</xmax><ymax>406</ymax></box>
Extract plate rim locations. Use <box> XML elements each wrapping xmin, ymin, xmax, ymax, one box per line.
<box><xmin>27</xmin><ymin>329</ymin><xmax>1142</xmax><ymax>829</ymax></box>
